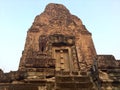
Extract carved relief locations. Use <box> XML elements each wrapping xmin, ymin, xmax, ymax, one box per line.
<box><xmin>48</xmin><ymin>34</ymin><xmax>75</xmax><ymax>46</ymax></box>
<box><xmin>47</xmin><ymin>34</ymin><xmax>79</xmax><ymax>74</ymax></box>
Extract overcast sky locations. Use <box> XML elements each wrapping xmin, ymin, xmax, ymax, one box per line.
<box><xmin>0</xmin><ymin>0</ymin><xmax>120</xmax><ymax>72</ymax></box>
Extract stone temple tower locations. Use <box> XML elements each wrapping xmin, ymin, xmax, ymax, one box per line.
<box><xmin>19</xmin><ymin>3</ymin><xmax>96</xmax><ymax>73</ymax></box>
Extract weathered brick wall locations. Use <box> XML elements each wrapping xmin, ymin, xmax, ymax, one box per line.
<box><xmin>19</xmin><ymin>3</ymin><xmax>96</xmax><ymax>71</ymax></box>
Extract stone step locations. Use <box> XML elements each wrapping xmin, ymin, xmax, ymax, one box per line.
<box><xmin>56</xmin><ymin>82</ymin><xmax>93</xmax><ymax>88</ymax></box>
<box><xmin>0</xmin><ymin>84</ymin><xmax>39</xmax><ymax>90</ymax></box>
<box><xmin>56</xmin><ymin>88</ymin><xmax>96</xmax><ymax>90</ymax></box>
<box><xmin>56</xmin><ymin>75</ymin><xmax>91</xmax><ymax>82</ymax></box>
<box><xmin>55</xmin><ymin>75</ymin><xmax>94</xmax><ymax>90</ymax></box>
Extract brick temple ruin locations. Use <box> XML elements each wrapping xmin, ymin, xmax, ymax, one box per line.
<box><xmin>0</xmin><ymin>3</ymin><xmax>120</xmax><ymax>90</ymax></box>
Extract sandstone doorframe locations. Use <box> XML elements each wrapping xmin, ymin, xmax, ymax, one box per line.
<box><xmin>47</xmin><ymin>34</ymin><xmax>80</xmax><ymax>74</ymax></box>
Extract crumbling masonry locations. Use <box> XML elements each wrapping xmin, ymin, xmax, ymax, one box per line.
<box><xmin>0</xmin><ymin>3</ymin><xmax>120</xmax><ymax>90</ymax></box>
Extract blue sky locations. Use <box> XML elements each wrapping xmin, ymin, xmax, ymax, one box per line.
<box><xmin>0</xmin><ymin>0</ymin><xmax>120</xmax><ymax>72</ymax></box>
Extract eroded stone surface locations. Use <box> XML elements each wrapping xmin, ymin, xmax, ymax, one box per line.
<box><xmin>0</xmin><ymin>3</ymin><xmax>120</xmax><ymax>90</ymax></box>
<box><xmin>19</xmin><ymin>3</ymin><xmax>96</xmax><ymax>72</ymax></box>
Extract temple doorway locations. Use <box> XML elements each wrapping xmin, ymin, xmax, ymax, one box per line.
<box><xmin>52</xmin><ymin>47</ymin><xmax>72</xmax><ymax>72</ymax></box>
